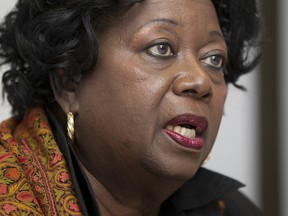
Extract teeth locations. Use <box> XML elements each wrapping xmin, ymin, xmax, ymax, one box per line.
<box><xmin>174</xmin><ymin>126</ymin><xmax>181</xmax><ymax>133</ymax></box>
<box><xmin>166</xmin><ymin>125</ymin><xmax>196</xmax><ymax>138</ymax></box>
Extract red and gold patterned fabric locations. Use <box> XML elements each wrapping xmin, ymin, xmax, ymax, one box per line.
<box><xmin>0</xmin><ymin>107</ymin><xmax>82</xmax><ymax>215</ymax></box>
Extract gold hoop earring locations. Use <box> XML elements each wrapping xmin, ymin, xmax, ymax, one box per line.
<box><xmin>67</xmin><ymin>112</ymin><xmax>74</xmax><ymax>141</ymax></box>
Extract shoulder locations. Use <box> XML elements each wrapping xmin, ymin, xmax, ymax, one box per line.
<box><xmin>165</xmin><ymin>168</ymin><xmax>262</xmax><ymax>216</ymax></box>
<box><xmin>221</xmin><ymin>190</ymin><xmax>262</xmax><ymax>216</ymax></box>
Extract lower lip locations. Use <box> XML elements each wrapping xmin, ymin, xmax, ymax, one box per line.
<box><xmin>164</xmin><ymin>129</ymin><xmax>204</xmax><ymax>150</ymax></box>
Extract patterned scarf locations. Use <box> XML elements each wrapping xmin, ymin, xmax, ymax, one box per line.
<box><xmin>0</xmin><ymin>107</ymin><xmax>83</xmax><ymax>215</ymax></box>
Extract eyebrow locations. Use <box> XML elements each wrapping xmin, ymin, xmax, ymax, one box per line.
<box><xmin>136</xmin><ymin>18</ymin><xmax>225</xmax><ymax>41</ymax></box>
<box><xmin>209</xmin><ymin>30</ymin><xmax>224</xmax><ymax>39</ymax></box>
<box><xmin>136</xmin><ymin>18</ymin><xmax>178</xmax><ymax>32</ymax></box>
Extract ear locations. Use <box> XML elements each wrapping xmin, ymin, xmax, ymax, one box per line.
<box><xmin>50</xmin><ymin>69</ymin><xmax>80</xmax><ymax>114</ymax></box>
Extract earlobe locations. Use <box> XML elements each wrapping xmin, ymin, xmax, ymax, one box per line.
<box><xmin>49</xmin><ymin>70</ymin><xmax>80</xmax><ymax>114</ymax></box>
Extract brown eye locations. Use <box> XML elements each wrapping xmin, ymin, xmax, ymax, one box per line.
<box><xmin>147</xmin><ymin>43</ymin><xmax>174</xmax><ymax>57</ymax></box>
<box><xmin>202</xmin><ymin>54</ymin><xmax>225</xmax><ymax>69</ymax></box>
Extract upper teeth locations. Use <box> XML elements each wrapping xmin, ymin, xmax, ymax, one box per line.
<box><xmin>166</xmin><ymin>125</ymin><xmax>196</xmax><ymax>139</ymax></box>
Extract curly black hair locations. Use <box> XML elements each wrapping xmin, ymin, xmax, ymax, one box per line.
<box><xmin>0</xmin><ymin>0</ymin><xmax>260</xmax><ymax>120</ymax></box>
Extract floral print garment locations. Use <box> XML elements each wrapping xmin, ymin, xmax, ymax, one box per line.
<box><xmin>0</xmin><ymin>107</ymin><xmax>82</xmax><ymax>215</ymax></box>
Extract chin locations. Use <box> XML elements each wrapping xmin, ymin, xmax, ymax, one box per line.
<box><xmin>140</xmin><ymin>155</ymin><xmax>202</xmax><ymax>182</ymax></box>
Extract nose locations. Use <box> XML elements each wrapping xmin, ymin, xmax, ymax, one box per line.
<box><xmin>172</xmin><ymin>59</ymin><xmax>213</xmax><ymax>100</ymax></box>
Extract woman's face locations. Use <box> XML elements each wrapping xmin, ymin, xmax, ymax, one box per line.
<box><xmin>74</xmin><ymin>0</ymin><xmax>227</xmax><ymax>182</ymax></box>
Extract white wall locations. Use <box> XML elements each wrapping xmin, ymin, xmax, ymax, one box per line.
<box><xmin>0</xmin><ymin>0</ymin><xmax>261</xmax><ymax>208</ymax></box>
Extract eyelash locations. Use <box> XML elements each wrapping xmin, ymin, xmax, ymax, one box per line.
<box><xmin>145</xmin><ymin>42</ymin><xmax>175</xmax><ymax>58</ymax></box>
<box><xmin>201</xmin><ymin>54</ymin><xmax>227</xmax><ymax>71</ymax></box>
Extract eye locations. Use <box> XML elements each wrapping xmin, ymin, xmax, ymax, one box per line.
<box><xmin>146</xmin><ymin>43</ymin><xmax>174</xmax><ymax>58</ymax></box>
<box><xmin>201</xmin><ymin>54</ymin><xmax>226</xmax><ymax>70</ymax></box>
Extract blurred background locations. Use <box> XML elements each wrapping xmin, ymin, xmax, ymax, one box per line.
<box><xmin>0</xmin><ymin>1</ymin><xmax>287</xmax><ymax>215</ymax></box>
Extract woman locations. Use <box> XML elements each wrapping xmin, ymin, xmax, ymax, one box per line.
<box><xmin>0</xmin><ymin>0</ymin><xmax>261</xmax><ymax>215</ymax></box>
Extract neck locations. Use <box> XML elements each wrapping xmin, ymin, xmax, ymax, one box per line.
<box><xmin>81</xmin><ymin>164</ymin><xmax>183</xmax><ymax>216</ymax></box>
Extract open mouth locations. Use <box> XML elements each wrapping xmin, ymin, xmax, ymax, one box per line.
<box><xmin>164</xmin><ymin>115</ymin><xmax>208</xmax><ymax>150</ymax></box>
<box><xmin>166</xmin><ymin>124</ymin><xmax>196</xmax><ymax>139</ymax></box>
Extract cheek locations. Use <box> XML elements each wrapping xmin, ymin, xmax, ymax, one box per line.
<box><xmin>207</xmin><ymin>85</ymin><xmax>228</xmax><ymax>143</ymax></box>
<box><xmin>217</xmin><ymin>88</ymin><xmax>227</xmax><ymax>123</ymax></box>
<box><xmin>76</xmin><ymin>72</ymin><xmax>157</xmax><ymax>148</ymax></box>
<box><xmin>214</xmin><ymin>84</ymin><xmax>228</xmax><ymax>114</ymax></box>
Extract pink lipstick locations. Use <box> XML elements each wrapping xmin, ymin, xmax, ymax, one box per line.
<box><xmin>164</xmin><ymin>115</ymin><xmax>208</xmax><ymax>150</ymax></box>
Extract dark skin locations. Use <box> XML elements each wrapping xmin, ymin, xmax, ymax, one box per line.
<box><xmin>51</xmin><ymin>0</ymin><xmax>228</xmax><ymax>215</ymax></box>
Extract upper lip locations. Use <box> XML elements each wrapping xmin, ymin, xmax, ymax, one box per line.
<box><xmin>165</xmin><ymin>114</ymin><xmax>208</xmax><ymax>135</ymax></box>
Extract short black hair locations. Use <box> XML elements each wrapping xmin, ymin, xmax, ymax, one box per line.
<box><xmin>0</xmin><ymin>0</ymin><xmax>260</xmax><ymax>120</ymax></box>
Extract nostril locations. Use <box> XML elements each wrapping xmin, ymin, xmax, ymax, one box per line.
<box><xmin>183</xmin><ymin>89</ymin><xmax>197</xmax><ymax>95</ymax></box>
<box><xmin>183</xmin><ymin>89</ymin><xmax>212</xmax><ymax>98</ymax></box>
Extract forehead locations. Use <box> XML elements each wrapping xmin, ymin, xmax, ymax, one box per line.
<box><xmin>124</xmin><ymin>0</ymin><xmax>218</xmax><ymax>26</ymax></box>
<box><xmin>108</xmin><ymin>0</ymin><xmax>221</xmax><ymax>38</ymax></box>
<box><xmin>96</xmin><ymin>0</ymin><xmax>225</xmax><ymax>52</ymax></box>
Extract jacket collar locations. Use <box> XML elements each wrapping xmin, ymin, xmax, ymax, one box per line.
<box><xmin>167</xmin><ymin>167</ymin><xmax>244</xmax><ymax>211</ymax></box>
